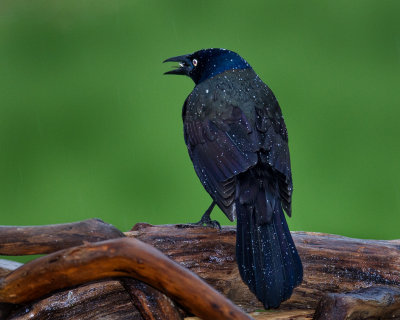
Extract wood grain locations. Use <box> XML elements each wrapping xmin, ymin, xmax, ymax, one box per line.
<box><xmin>0</xmin><ymin>219</ymin><xmax>124</xmax><ymax>255</ymax></box>
<box><xmin>128</xmin><ymin>224</ymin><xmax>400</xmax><ymax>311</ymax></box>
<box><xmin>2</xmin><ymin>222</ymin><xmax>400</xmax><ymax>319</ymax></box>
<box><xmin>313</xmin><ymin>286</ymin><xmax>400</xmax><ymax>320</ymax></box>
<box><xmin>122</xmin><ymin>278</ymin><xmax>184</xmax><ymax>320</ymax></box>
<box><xmin>0</xmin><ymin>237</ymin><xmax>251</xmax><ymax>320</ymax></box>
<box><xmin>6</xmin><ymin>280</ymin><xmax>141</xmax><ymax>320</ymax></box>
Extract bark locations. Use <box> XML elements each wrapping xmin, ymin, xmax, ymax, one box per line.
<box><xmin>0</xmin><ymin>219</ymin><xmax>124</xmax><ymax>255</ymax></box>
<box><xmin>0</xmin><ymin>237</ymin><xmax>251</xmax><ymax>320</ymax></box>
<box><xmin>121</xmin><ymin>278</ymin><xmax>184</xmax><ymax>320</ymax></box>
<box><xmin>128</xmin><ymin>224</ymin><xmax>400</xmax><ymax>312</ymax></box>
<box><xmin>1</xmin><ymin>222</ymin><xmax>399</xmax><ymax>319</ymax></box>
<box><xmin>5</xmin><ymin>280</ymin><xmax>141</xmax><ymax>320</ymax></box>
<box><xmin>313</xmin><ymin>286</ymin><xmax>400</xmax><ymax>320</ymax></box>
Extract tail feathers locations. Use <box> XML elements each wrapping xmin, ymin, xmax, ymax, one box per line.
<box><xmin>236</xmin><ymin>190</ymin><xmax>303</xmax><ymax>309</ymax></box>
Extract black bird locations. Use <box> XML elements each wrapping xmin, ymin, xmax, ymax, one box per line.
<box><xmin>164</xmin><ymin>48</ymin><xmax>303</xmax><ymax>309</ymax></box>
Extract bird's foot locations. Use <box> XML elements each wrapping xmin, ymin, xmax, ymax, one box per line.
<box><xmin>189</xmin><ymin>200</ymin><xmax>220</xmax><ymax>229</ymax></box>
<box><xmin>192</xmin><ymin>215</ymin><xmax>221</xmax><ymax>230</ymax></box>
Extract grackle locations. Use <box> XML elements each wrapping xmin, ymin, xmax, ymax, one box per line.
<box><xmin>164</xmin><ymin>48</ymin><xmax>303</xmax><ymax>309</ymax></box>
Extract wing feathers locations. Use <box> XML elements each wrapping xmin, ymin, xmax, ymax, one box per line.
<box><xmin>185</xmin><ymin>117</ymin><xmax>257</xmax><ymax>220</ymax></box>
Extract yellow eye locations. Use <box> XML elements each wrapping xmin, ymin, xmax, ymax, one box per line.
<box><xmin>192</xmin><ymin>59</ymin><xmax>198</xmax><ymax>67</ymax></box>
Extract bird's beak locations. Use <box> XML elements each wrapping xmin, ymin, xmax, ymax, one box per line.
<box><xmin>163</xmin><ymin>54</ymin><xmax>192</xmax><ymax>76</ymax></box>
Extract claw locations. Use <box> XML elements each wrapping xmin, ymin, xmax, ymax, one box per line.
<box><xmin>190</xmin><ymin>200</ymin><xmax>221</xmax><ymax>229</ymax></box>
<box><xmin>193</xmin><ymin>216</ymin><xmax>221</xmax><ymax>230</ymax></box>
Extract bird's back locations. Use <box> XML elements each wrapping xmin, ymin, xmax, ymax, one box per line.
<box><xmin>183</xmin><ymin>68</ymin><xmax>292</xmax><ymax>221</ymax></box>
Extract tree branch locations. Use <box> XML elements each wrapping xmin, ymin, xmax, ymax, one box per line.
<box><xmin>128</xmin><ymin>224</ymin><xmax>400</xmax><ymax>312</ymax></box>
<box><xmin>1</xmin><ymin>222</ymin><xmax>399</xmax><ymax>319</ymax></box>
<box><xmin>0</xmin><ymin>237</ymin><xmax>251</xmax><ymax>320</ymax></box>
<box><xmin>0</xmin><ymin>219</ymin><xmax>124</xmax><ymax>255</ymax></box>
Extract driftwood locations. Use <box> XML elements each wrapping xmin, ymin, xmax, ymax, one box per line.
<box><xmin>121</xmin><ymin>278</ymin><xmax>184</xmax><ymax>320</ymax></box>
<box><xmin>0</xmin><ymin>238</ymin><xmax>250</xmax><ymax>320</ymax></box>
<box><xmin>1</xmin><ymin>222</ymin><xmax>400</xmax><ymax>319</ymax></box>
<box><xmin>314</xmin><ymin>286</ymin><xmax>400</xmax><ymax>319</ymax></box>
<box><xmin>2</xmin><ymin>279</ymin><xmax>313</xmax><ymax>320</ymax></box>
<box><xmin>0</xmin><ymin>219</ymin><xmax>124</xmax><ymax>255</ymax></box>
<box><xmin>129</xmin><ymin>224</ymin><xmax>400</xmax><ymax>311</ymax></box>
<box><xmin>5</xmin><ymin>280</ymin><xmax>141</xmax><ymax>320</ymax></box>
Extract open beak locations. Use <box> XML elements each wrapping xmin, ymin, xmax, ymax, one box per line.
<box><xmin>163</xmin><ymin>54</ymin><xmax>192</xmax><ymax>76</ymax></box>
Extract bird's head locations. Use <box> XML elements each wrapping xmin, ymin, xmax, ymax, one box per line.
<box><xmin>164</xmin><ymin>48</ymin><xmax>251</xmax><ymax>85</ymax></box>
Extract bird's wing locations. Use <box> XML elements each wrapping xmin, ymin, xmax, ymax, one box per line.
<box><xmin>255</xmin><ymin>100</ymin><xmax>293</xmax><ymax>216</ymax></box>
<box><xmin>183</xmin><ymin>102</ymin><xmax>259</xmax><ymax>221</ymax></box>
<box><xmin>183</xmin><ymin>79</ymin><xmax>293</xmax><ymax>219</ymax></box>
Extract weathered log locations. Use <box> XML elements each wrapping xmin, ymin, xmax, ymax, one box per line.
<box><xmin>5</xmin><ymin>280</ymin><xmax>141</xmax><ymax>320</ymax></box>
<box><xmin>0</xmin><ymin>237</ymin><xmax>251</xmax><ymax>320</ymax></box>
<box><xmin>0</xmin><ymin>219</ymin><xmax>124</xmax><ymax>255</ymax></box>
<box><xmin>121</xmin><ymin>278</ymin><xmax>184</xmax><ymax>320</ymax></box>
<box><xmin>1</xmin><ymin>223</ymin><xmax>400</xmax><ymax>319</ymax></box>
<box><xmin>2</xmin><ymin>279</ymin><xmax>313</xmax><ymax>320</ymax></box>
<box><xmin>313</xmin><ymin>286</ymin><xmax>400</xmax><ymax>320</ymax></box>
<box><xmin>1</xmin><ymin>261</ymin><xmax>184</xmax><ymax>319</ymax></box>
<box><xmin>127</xmin><ymin>224</ymin><xmax>400</xmax><ymax>312</ymax></box>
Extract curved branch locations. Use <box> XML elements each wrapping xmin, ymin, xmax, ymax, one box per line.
<box><xmin>0</xmin><ymin>237</ymin><xmax>251</xmax><ymax>320</ymax></box>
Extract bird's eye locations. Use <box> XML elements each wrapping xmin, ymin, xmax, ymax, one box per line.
<box><xmin>192</xmin><ymin>59</ymin><xmax>198</xmax><ymax>67</ymax></box>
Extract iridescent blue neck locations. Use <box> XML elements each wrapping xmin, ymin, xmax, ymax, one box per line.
<box><xmin>194</xmin><ymin>49</ymin><xmax>252</xmax><ymax>84</ymax></box>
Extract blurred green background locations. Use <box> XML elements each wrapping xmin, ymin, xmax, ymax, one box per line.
<box><xmin>0</xmin><ymin>0</ymin><xmax>399</xmax><ymax>249</ymax></box>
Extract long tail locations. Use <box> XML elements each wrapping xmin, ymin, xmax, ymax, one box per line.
<box><xmin>236</xmin><ymin>172</ymin><xmax>303</xmax><ymax>309</ymax></box>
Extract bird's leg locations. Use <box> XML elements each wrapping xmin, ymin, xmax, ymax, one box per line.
<box><xmin>192</xmin><ymin>200</ymin><xmax>221</xmax><ymax>229</ymax></box>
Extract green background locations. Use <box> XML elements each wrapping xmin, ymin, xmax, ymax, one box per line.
<box><xmin>0</xmin><ymin>0</ymin><xmax>399</xmax><ymax>251</ymax></box>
